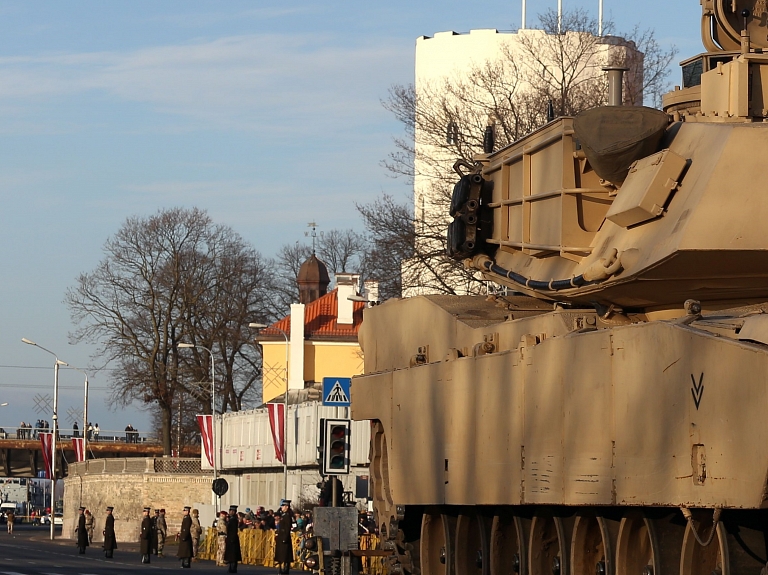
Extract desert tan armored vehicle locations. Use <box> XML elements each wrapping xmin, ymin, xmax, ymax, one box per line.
<box><xmin>351</xmin><ymin>3</ymin><xmax>768</xmax><ymax>575</ymax></box>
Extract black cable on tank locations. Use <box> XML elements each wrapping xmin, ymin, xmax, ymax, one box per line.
<box><xmin>484</xmin><ymin>260</ymin><xmax>587</xmax><ymax>291</ymax></box>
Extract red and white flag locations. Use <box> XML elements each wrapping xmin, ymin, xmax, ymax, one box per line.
<box><xmin>39</xmin><ymin>433</ymin><xmax>53</xmax><ymax>479</ymax></box>
<box><xmin>267</xmin><ymin>403</ymin><xmax>285</xmax><ymax>463</ymax></box>
<box><xmin>196</xmin><ymin>415</ymin><xmax>214</xmax><ymax>467</ymax></box>
<box><xmin>71</xmin><ymin>438</ymin><xmax>85</xmax><ymax>462</ymax></box>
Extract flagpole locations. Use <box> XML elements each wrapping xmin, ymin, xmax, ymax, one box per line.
<box><xmin>71</xmin><ymin>367</ymin><xmax>89</xmax><ymax>462</ymax></box>
<box><xmin>283</xmin><ymin>336</ymin><xmax>288</xmax><ymax>501</ymax></box>
<box><xmin>51</xmin><ymin>360</ymin><xmax>59</xmax><ymax>541</ymax></box>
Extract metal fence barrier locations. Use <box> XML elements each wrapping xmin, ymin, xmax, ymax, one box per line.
<box><xmin>68</xmin><ymin>458</ymin><xmax>211</xmax><ymax>476</ymax></box>
<box><xmin>196</xmin><ymin>528</ymin><xmax>383</xmax><ymax>574</ymax></box>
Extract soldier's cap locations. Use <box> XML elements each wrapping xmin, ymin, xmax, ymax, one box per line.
<box><xmin>160</xmin><ymin>509</ymin><xmax>165</xmax><ymax>513</ymax></box>
<box><xmin>183</xmin><ymin>506</ymin><xmax>191</xmax><ymax>511</ymax></box>
<box><xmin>229</xmin><ymin>505</ymin><xmax>238</xmax><ymax>511</ymax></box>
<box><xmin>143</xmin><ymin>507</ymin><xmax>151</xmax><ymax>512</ymax></box>
<box><xmin>154</xmin><ymin>509</ymin><xmax>160</xmax><ymax>514</ymax></box>
<box><xmin>78</xmin><ymin>506</ymin><xmax>85</xmax><ymax>511</ymax></box>
<box><xmin>106</xmin><ymin>507</ymin><xmax>114</xmax><ymax>511</ymax></box>
<box><xmin>280</xmin><ymin>499</ymin><xmax>291</xmax><ymax>507</ymax></box>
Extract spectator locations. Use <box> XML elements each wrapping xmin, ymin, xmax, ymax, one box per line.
<box><xmin>87</xmin><ymin>423</ymin><xmax>93</xmax><ymax>441</ymax></box>
<box><xmin>93</xmin><ymin>423</ymin><xmax>100</xmax><ymax>442</ymax></box>
<box><xmin>73</xmin><ymin>422</ymin><xmax>79</xmax><ymax>438</ymax></box>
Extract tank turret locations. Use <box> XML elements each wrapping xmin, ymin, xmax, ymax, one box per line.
<box><xmin>447</xmin><ymin>0</ymin><xmax>768</xmax><ymax>314</ymax></box>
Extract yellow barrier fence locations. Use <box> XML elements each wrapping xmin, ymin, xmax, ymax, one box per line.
<box><xmin>359</xmin><ymin>534</ymin><xmax>385</xmax><ymax>575</ymax></box>
<box><xmin>197</xmin><ymin>528</ymin><xmax>384</xmax><ymax>573</ymax></box>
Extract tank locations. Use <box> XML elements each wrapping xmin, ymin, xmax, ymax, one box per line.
<box><xmin>351</xmin><ymin>4</ymin><xmax>768</xmax><ymax>575</ymax></box>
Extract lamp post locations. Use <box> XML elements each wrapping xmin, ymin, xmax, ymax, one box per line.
<box><xmin>21</xmin><ymin>338</ymin><xmax>67</xmax><ymax>541</ymax></box>
<box><xmin>249</xmin><ymin>322</ymin><xmax>289</xmax><ymax>500</ymax></box>
<box><xmin>177</xmin><ymin>343</ymin><xmax>217</xmax><ymax>510</ymax></box>
<box><xmin>70</xmin><ymin>366</ymin><xmax>89</xmax><ymax>461</ymax></box>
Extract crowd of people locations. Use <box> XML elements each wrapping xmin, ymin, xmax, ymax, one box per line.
<box><xmin>216</xmin><ymin>503</ymin><xmax>377</xmax><ymax>537</ymax></box>
<box><xmin>15</xmin><ymin>421</ymin><xmax>47</xmax><ymax>439</ymax></box>
<box><xmin>72</xmin><ymin>422</ymin><xmax>101</xmax><ymax>441</ymax></box>
<box><xmin>70</xmin><ymin>500</ymin><xmax>377</xmax><ymax>572</ymax></box>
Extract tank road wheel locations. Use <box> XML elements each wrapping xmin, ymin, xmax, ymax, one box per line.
<box><xmin>571</xmin><ymin>515</ymin><xmax>614</xmax><ymax>575</ymax></box>
<box><xmin>421</xmin><ymin>510</ymin><xmax>457</xmax><ymax>575</ymax></box>
<box><xmin>529</xmin><ymin>514</ymin><xmax>568</xmax><ymax>575</ymax></box>
<box><xmin>680</xmin><ymin>518</ymin><xmax>729</xmax><ymax>575</ymax></box>
<box><xmin>615</xmin><ymin>515</ymin><xmax>660</xmax><ymax>575</ymax></box>
<box><xmin>455</xmin><ymin>512</ymin><xmax>491</xmax><ymax>575</ymax></box>
<box><xmin>490</xmin><ymin>513</ymin><xmax>528</xmax><ymax>575</ymax></box>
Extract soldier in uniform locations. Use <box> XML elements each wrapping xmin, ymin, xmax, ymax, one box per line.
<box><xmin>76</xmin><ymin>506</ymin><xmax>89</xmax><ymax>554</ymax></box>
<box><xmin>156</xmin><ymin>509</ymin><xmax>167</xmax><ymax>557</ymax></box>
<box><xmin>177</xmin><ymin>505</ymin><xmax>193</xmax><ymax>569</ymax></box>
<box><xmin>103</xmin><ymin>506</ymin><xmax>117</xmax><ymax>559</ymax></box>
<box><xmin>140</xmin><ymin>506</ymin><xmax>152</xmax><ymax>564</ymax></box>
<box><xmin>84</xmin><ymin>509</ymin><xmax>94</xmax><ymax>543</ymax></box>
<box><xmin>274</xmin><ymin>500</ymin><xmax>293</xmax><ymax>575</ymax></box>
<box><xmin>151</xmin><ymin>509</ymin><xmax>159</xmax><ymax>555</ymax></box>
<box><xmin>215</xmin><ymin>510</ymin><xmax>228</xmax><ymax>566</ymax></box>
<box><xmin>224</xmin><ymin>504</ymin><xmax>242</xmax><ymax>573</ymax></box>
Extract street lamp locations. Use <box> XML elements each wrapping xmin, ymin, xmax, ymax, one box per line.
<box><xmin>21</xmin><ymin>337</ymin><xmax>67</xmax><ymax>541</ymax></box>
<box><xmin>70</xmin><ymin>366</ymin><xmax>89</xmax><ymax>461</ymax></box>
<box><xmin>249</xmin><ymin>322</ymin><xmax>289</xmax><ymax>500</ymax></box>
<box><xmin>177</xmin><ymin>343</ymin><xmax>217</xmax><ymax>510</ymax></box>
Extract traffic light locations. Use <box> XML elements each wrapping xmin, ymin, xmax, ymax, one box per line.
<box><xmin>321</xmin><ymin>419</ymin><xmax>351</xmax><ymax>475</ymax></box>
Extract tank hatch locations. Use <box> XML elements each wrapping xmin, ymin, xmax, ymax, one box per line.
<box><xmin>702</xmin><ymin>0</ymin><xmax>768</xmax><ymax>52</ymax></box>
<box><xmin>573</xmin><ymin>106</ymin><xmax>670</xmax><ymax>186</ymax></box>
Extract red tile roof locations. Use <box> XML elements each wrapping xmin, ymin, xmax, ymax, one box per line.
<box><xmin>259</xmin><ymin>289</ymin><xmax>364</xmax><ymax>341</ymax></box>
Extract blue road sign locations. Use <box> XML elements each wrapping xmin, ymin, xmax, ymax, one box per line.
<box><xmin>322</xmin><ymin>377</ymin><xmax>352</xmax><ymax>406</ymax></box>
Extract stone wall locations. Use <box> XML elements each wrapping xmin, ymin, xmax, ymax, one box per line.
<box><xmin>62</xmin><ymin>458</ymin><xmax>212</xmax><ymax>542</ymax></box>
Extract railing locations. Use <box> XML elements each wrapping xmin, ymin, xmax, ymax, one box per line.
<box><xmin>68</xmin><ymin>458</ymin><xmax>210</xmax><ymax>476</ymax></box>
<box><xmin>0</xmin><ymin>427</ymin><xmax>160</xmax><ymax>444</ymax></box>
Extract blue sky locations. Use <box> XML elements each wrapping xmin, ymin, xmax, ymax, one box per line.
<box><xmin>0</xmin><ymin>0</ymin><xmax>701</xmax><ymax>435</ymax></box>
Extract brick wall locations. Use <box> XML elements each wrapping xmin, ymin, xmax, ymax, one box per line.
<box><xmin>62</xmin><ymin>459</ymin><xmax>211</xmax><ymax>543</ymax></box>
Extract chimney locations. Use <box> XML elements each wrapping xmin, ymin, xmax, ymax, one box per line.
<box><xmin>288</xmin><ymin>303</ymin><xmax>305</xmax><ymax>391</ymax></box>
<box><xmin>363</xmin><ymin>280</ymin><xmax>380</xmax><ymax>303</ymax></box>
<box><xmin>335</xmin><ymin>274</ymin><xmax>359</xmax><ymax>325</ymax></box>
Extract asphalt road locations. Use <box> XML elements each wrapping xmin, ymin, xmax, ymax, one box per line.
<box><xmin>0</xmin><ymin>524</ymin><xmax>274</xmax><ymax>575</ymax></box>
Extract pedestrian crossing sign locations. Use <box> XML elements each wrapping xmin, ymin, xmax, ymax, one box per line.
<box><xmin>322</xmin><ymin>377</ymin><xmax>352</xmax><ymax>406</ymax></box>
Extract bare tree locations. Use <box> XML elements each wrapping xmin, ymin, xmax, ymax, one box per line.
<box><xmin>66</xmin><ymin>207</ymin><xmax>275</xmax><ymax>454</ymax></box>
<box><xmin>178</xmin><ymin>240</ymin><xmax>278</xmax><ymax>413</ymax></box>
<box><xmin>316</xmin><ymin>229</ymin><xmax>366</xmax><ymax>274</ymax></box>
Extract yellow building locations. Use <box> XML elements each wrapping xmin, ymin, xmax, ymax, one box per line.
<box><xmin>258</xmin><ymin>256</ymin><xmax>367</xmax><ymax>403</ymax></box>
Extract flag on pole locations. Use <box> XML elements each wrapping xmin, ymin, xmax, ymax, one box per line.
<box><xmin>267</xmin><ymin>403</ymin><xmax>285</xmax><ymax>463</ymax></box>
<box><xmin>196</xmin><ymin>415</ymin><xmax>214</xmax><ymax>467</ymax></box>
<box><xmin>71</xmin><ymin>437</ymin><xmax>85</xmax><ymax>462</ymax></box>
<box><xmin>39</xmin><ymin>433</ymin><xmax>53</xmax><ymax>479</ymax></box>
